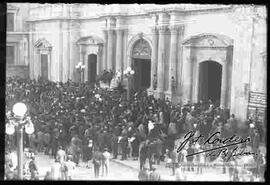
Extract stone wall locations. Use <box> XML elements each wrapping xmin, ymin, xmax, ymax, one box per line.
<box><xmin>6</xmin><ymin>65</ymin><xmax>29</xmax><ymax>78</ymax></box>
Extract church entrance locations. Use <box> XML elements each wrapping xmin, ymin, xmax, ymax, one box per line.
<box><xmin>134</xmin><ymin>58</ymin><xmax>151</xmax><ymax>91</ymax></box>
<box><xmin>198</xmin><ymin>60</ymin><xmax>222</xmax><ymax>105</ymax></box>
<box><xmin>88</xmin><ymin>54</ymin><xmax>97</xmax><ymax>83</ymax></box>
<box><xmin>131</xmin><ymin>38</ymin><xmax>152</xmax><ymax>91</ymax></box>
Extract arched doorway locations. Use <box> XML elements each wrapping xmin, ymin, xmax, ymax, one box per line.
<box><xmin>132</xmin><ymin>39</ymin><xmax>152</xmax><ymax>91</ymax></box>
<box><xmin>198</xmin><ymin>60</ymin><xmax>222</xmax><ymax>105</ymax></box>
<box><xmin>88</xmin><ymin>54</ymin><xmax>97</xmax><ymax>83</ymax></box>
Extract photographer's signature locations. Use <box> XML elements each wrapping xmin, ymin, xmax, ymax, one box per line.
<box><xmin>177</xmin><ymin>131</ymin><xmax>257</xmax><ymax>161</ymax></box>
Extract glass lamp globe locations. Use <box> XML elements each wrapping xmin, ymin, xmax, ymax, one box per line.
<box><xmin>12</xmin><ymin>102</ymin><xmax>27</xmax><ymax>118</ymax></box>
<box><xmin>6</xmin><ymin>123</ymin><xmax>15</xmax><ymax>135</ymax></box>
<box><xmin>25</xmin><ymin>123</ymin><xmax>34</xmax><ymax>135</ymax></box>
<box><xmin>130</xmin><ymin>70</ymin><xmax>135</xmax><ymax>75</ymax></box>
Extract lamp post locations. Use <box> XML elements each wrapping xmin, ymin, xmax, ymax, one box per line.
<box><xmin>5</xmin><ymin>102</ymin><xmax>34</xmax><ymax>180</ymax></box>
<box><xmin>123</xmin><ymin>67</ymin><xmax>135</xmax><ymax>100</ymax></box>
<box><xmin>75</xmin><ymin>62</ymin><xmax>86</xmax><ymax>83</ymax></box>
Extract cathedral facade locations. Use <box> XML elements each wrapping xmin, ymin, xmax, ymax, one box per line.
<box><xmin>6</xmin><ymin>4</ymin><xmax>267</xmax><ymax>122</ymax></box>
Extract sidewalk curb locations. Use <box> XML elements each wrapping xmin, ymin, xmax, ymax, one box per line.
<box><xmin>110</xmin><ymin>159</ymin><xmax>139</xmax><ymax>172</ymax></box>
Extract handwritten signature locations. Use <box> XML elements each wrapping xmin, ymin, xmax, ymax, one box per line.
<box><xmin>177</xmin><ymin>131</ymin><xmax>257</xmax><ymax>161</ymax></box>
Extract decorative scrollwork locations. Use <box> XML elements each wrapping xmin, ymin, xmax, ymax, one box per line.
<box><xmin>132</xmin><ymin>39</ymin><xmax>151</xmax><ymax>59</ymax></box>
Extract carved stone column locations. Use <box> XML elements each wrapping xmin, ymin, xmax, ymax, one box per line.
<box><xmin>156</xmin><ymin>25</ymin><xmax>168</xmax><ymax>99</ymax></box>
<box><xmin>115</xmin><ymin>29</ymin><xmax>123</xmax><ymax>73</ymax></box>
<box><xmin>220</xmin><ymin>61</ymin><xmax>228</xmax><ymax>108</ymax></box>
<box><xmin>149</xmin><ymin>27</ymin><xmax>158</xmax><ymax>93</ymax></box>
<box><xmin>102</xmin><ymin>30</ymin><xmax>108</xmax><ymax>70</ymax></box>
<box><xmin>182</xmin><ymin>47</ymin><xmax>193</xmax><ymax>104</ymax></box>
<box><xmin>107</xmin><ymin>29</ymin><xmax>114</xmax><ymax>70</ymax></box>
<box><xmin>97</xmin><ymin>45</ymin><xmax>103</xmax><ymax>75</ymax></box>
<box><xmin>165</xmin><ymin>25</ymin><xmax>179</xmax><ymax>99</ymax></box>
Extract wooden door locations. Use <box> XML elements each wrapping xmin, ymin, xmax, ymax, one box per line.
<box><xmin>88</xmin><ymin>54</ymin><xmax>97</xmax><ymax>83</ymax></box>
<box><xmin>41</xmin><ymin>54</ymin><xmax>48</xmax><ymax>80</ymax></box>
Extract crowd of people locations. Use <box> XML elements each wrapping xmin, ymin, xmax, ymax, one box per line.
<box><xmin>5</xmin><ymin>75</ymin><xmax>266</xmax><ymax>180</ymax></box>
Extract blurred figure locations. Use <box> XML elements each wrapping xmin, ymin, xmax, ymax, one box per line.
<box><xmin>92</xmin><ymin>148</ymin><xmax>102</xmax><ymax>178</ymax></box>
<box><xmin>44</xmin><ymin>171</ymin><xmax>53</xmax><ymax>180</ymax></box>
<box><xmin>51</xmin><ymin>159</ymin><xmax>62</xmax><ymax>180</ymax></box>
<box><xmin>56</xmin><ymin>146</ymin><xmax>66</xmax><ymax>163</ymax></box>
<box><xmin>149</xmin><ymin>167</ymin><xmax>161</xmax><ymax>181</ymax></box>
<box><xmin>101</xmin><ymin>148</ymin><xmax>110</xmax><ymax>177</ymax></box>
<box><xmin>28</xmin><ymin>156</ymin><xmax>39</xmax><ymax>180</ymax></box>
<box><xmin>65</xmin><ymin>155</ymin><xmax>76</xmax><ymax>180</ymax></box>
<box><xmin>138</xmin><ymin>166</ymin><xmax>150</xmax><ymax>181</ymax></box>
<box><xmin>175</xmin><ymin>166</ymin><xmax>187</xmax><ymax>181</ymax></box>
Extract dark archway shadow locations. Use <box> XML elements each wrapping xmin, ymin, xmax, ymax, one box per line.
<box><xmin>88</xmin><ymin>54</ymin><xmax>97</xmax><ymax>83</ymax></box>
<box><xmin>198</xmin><ymin>60</ymin><xmax>222</xmax><ymax>105</ymax></box>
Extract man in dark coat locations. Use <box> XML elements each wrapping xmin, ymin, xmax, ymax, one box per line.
<box><xmin>120</xmin><ymin>133</ymin><xmax>129</xmax><ymax>160</ymax></box>
<box><xmin>111</xmin><ymin>133</ymin><xmax>118</xmax><ymax>159</ymax></box>
<box><xmin>92</xmin><ymin>148</ymin><xmax>103</xmax><ymax>178</ymax></box>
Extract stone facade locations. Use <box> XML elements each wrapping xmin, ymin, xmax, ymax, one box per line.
<box><xmin>6</xmin><ymin>3</ymin><xmax>267</xmax><ymax>122</ymax></box>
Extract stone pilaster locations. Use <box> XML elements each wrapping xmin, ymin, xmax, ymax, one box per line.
<box><xmin>182</xmin><ymin>47</ymin><xmax>193</xmax><ymax>104</ymax></box>
<box><xmin>221</xmin><ymin>61</ymin><xmax>228</xmax><ymax>108</ymax></box>
<box><xmin>29</xmin><ymin>24</ymin><xmax>35</xmax><ymax>79</ymax></box>
<box><xmin>107</xmin><ymin>29</ymin><xmax>114</xmax><ymax>71</ymax></box>
<box><xmin>102</xmin><ymin>30</ymin><xmax>108</xmax><ymax>71</ymax></box>
<box><xmin>59</xmin><ymin>21</ymin><xmax>63</xmax><ymax>82</ymax></box>
<box><xmin>149</xmin><ymin>26</ymin><xmax>158</xmax><ymax>94</ymax></box>
<box><xmin>165</xmin><ymin>25</ymin><xmax>179</xmax><ymax>99</ymax></box>
<box><xmin>156</xmin><ymin>25</ymin><xmax>168</xmax><ymax>99</ymax></box>
<box><xmin>115</xmin><ymin>29</ymin><xmax>123</xmax><ymax>73</ymax></box>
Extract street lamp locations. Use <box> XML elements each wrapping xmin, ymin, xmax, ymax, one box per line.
<box><xmin>5</xmin><ymin>102</ymin><xmax>34</xmax><ymax>180</ymax></box>
<box><xmin>123</xmin><ymin>67</ymin><xmax>135</xmax><ymax>100</ymax></box>
<box><xmin>75</xmin><ymin>62</ymin><xmax>86</xmax><ymax>83</ymax></box>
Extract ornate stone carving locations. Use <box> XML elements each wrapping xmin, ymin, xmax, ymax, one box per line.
<box><xmin>34</xmin><ymin>38</ymin><xmax>52</xmax><ymax>50</ymax></box>
<box><xmin>151</xmin><ymin>27</ymin><xmax>158</xmax><ymax>34</ymax></box>
<box><xmin>138</xmin><ymin>32</ymin><xmax>143</xmax><ymax>39</ymax></box>
<box><xmin>169</xmin><ymin>25</ymin><xmax>180</xmax><ymax>34</ymax></box>
<box><xmin>77</xmin><ymin>36</ymin><xmax>104</xmax><ymax>45</ymax></box>
<box><xmin>157</xmin><ymin>25</ymin><xmax>168</xmax><ymax>34</ymax></box>
<box><xmin>132</xmin><ymin>39</ymin><xmax>151</xmax><ymax>59</ymax></box>
<box><xmin>208</xmin><ymin>39</ymin><xmax>214</xmax><ymax>46</ymax></box>
<box><xmin>183</xmin><ymin>34</ymin><xmax>232</xmax><ymax>47</ymax></box>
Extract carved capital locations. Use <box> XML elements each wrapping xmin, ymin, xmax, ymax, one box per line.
<box><xmin>169</xmin><ymin>25</ymin><xmax>180</xmax><ymax>34</ymax></box>
<box><xmin>138</xmin><ymin>32</ymin><xmax>144</xmax><ymax>39</ymax></box>
<box><xmin>151</xmin><ymin>26</ymin><xmax>158</xmax><ymax>34</ymax></box>
<box><xmin>157</xmin><ymin>25</ymin><xmax>168</xmax><ymax>34</ymax></box>
<box><xmin>107</xmin><ymin>29</ymin><xmax>114</xmax><ymax>35</ymax></box>
<box><xmin>115</xmin><ymin>29</ymin><xmax>124</xmax><ymax>36</ymax></box>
